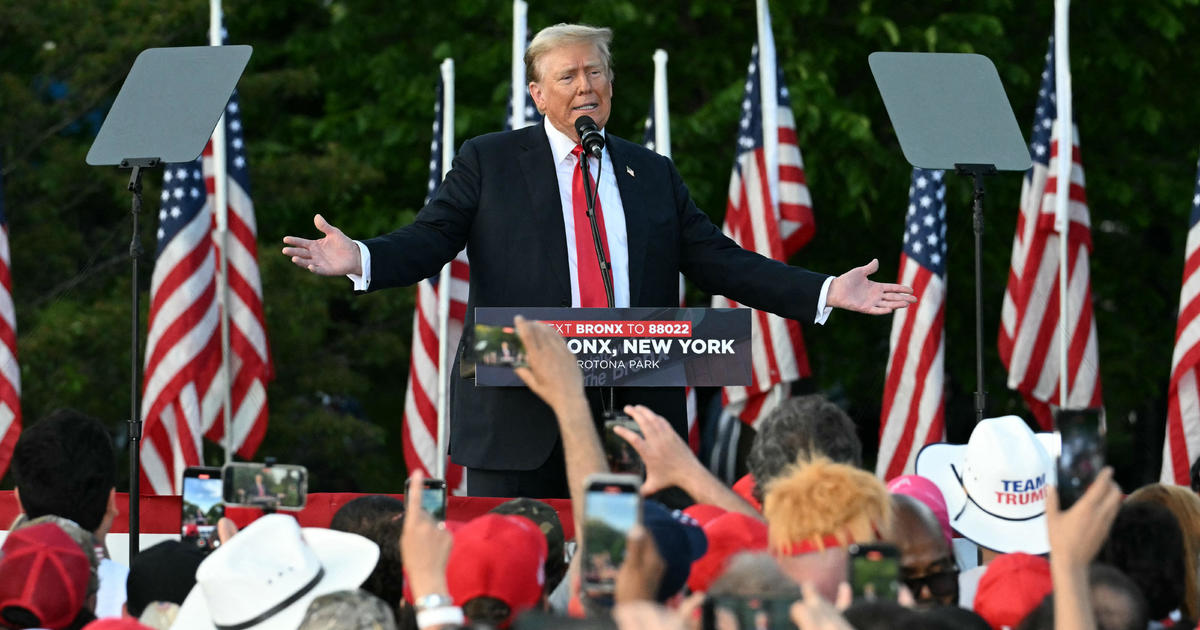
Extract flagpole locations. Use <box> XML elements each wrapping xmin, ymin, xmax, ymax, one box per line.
<box><xmin>434</xmin><ymin>58</ymin><xmax>455</xmax><ymax>482</ymax></box>
<box><xmin>1054</xmin><ymin>0</ymin><xmax>1072</xmax><ymax>410</ymax></box>
<box><xmin>510</xmin><ymin>0</ymin><xmax>528</xmax><ymax>130</ymax></box>
<box><xmin>755</xmin><ymin>0</ymin><xmax>779</xmax><ymax>207</ymax></box>
<box><xmin>210</xmin><ymin>0</ymin><xmax>234</xmax><ymax>464</ymax></box>
<box><xmin>652</xmin><ymin>49</ymin><xmax>671</xmax><ymax>159</ymax></box>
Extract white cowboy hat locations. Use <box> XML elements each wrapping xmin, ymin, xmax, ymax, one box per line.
<box><xmin>915</xmin><ymin>415</ymin><xmax>1058</xmax><ymax>555</ymax></box>
<box><xmin>171</xmin><ymin>514</ymin><xmax>379</xmax><ymax>630</ymax></box>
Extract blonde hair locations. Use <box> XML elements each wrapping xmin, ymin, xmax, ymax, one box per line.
<box><xmin>763</xmin><ymin>456</ymin><xmax>892</xmax><ymax>554</ymax></box>
<box><xmin>524</xmin><ymin>23</ymin><xmax>613</xmax><ymax>84</ymax></box>
<box><xmin>1128</xmin><ymin>484</ymin><xmax>1200</xmax><ymax>620</ymax></box>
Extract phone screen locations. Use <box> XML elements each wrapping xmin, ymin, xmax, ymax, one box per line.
<box><xmin>181</xmin><ymin>467</ymin><xmax>224</xmax><ymax>551</ymax></box>
<box><xmin>1056</xmin><ymin>408</ymin><xmax>1104</xmax><ymax>509</ymax></box>
<box><xmin>420</xmin><ymin>479</ymin><xmax>447</xmax><ymax>520</ymax></box>
<box><xmin>222</xmin><ymin>463</ymin><xmax>308</xmax><ymax>510</ymax></box>
<box><xmin>849</xmin><ymin>544</ymin><xmax>901</xmax><ymax>601</ymax></box>
<box><xmin>581</xmin><ymin>478</ymin><xmax>641</xmax><ymax>596</ymax></box>
<box><xmin>465</xmin><ymin>323</ymin><xmax>527</xmax><ymax>367</ymax></box>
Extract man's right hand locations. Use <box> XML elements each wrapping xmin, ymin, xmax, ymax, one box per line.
<box><xmin>282</xmin><ymin>214</ymin><xmax>362</xmax><ymax>276</ymax></box>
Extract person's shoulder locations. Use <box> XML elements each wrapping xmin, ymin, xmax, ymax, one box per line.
<box><xmin>465</xmin><ymin>125</ymin><xmax>545</xmax><ymax>153</ymax></box>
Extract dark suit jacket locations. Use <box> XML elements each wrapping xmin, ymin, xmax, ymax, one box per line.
<box><xmin>365</xmin><ymin>123</ymin><xmax>828</xmax><ymax>471</ymax></box>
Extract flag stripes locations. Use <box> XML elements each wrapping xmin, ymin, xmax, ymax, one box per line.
<box><xmin>998</xmin><ymin>39</ymin><xmax>1101</xmax><ymax>430</ymax></box>
<box><xmin>1162</xmin><ymin>156</ymin><xmax>1200</xmax><ymax>484</ymax></box>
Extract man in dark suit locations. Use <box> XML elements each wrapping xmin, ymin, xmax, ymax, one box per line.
<box><xmin>283</xmin><ymin>24</ymin><xmax>915</xmax><ymax>498</ymax></box>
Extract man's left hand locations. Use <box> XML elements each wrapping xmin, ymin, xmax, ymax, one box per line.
<box><xmin>827</xmin><ymin>259</ymin><xmax>917</xmax><ymax>315</ymax></box>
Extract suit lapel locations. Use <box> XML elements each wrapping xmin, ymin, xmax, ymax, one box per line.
<box><xmin>608</xmin><ymin>136</ymin><xmax>650</xmax><ymax>305</ymax></box>
<box><xmin>517</xmin><ymin>125</ymin><xmax>572</xmax><ymax>300</ymax></box>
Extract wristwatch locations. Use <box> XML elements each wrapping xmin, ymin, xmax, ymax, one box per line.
<box><xmin>415</xmin><ymin>593</ymin><xmax>454</xmax><ymax>611</ymax></box>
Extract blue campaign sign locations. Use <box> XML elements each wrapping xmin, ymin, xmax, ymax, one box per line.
<box><xmin>470</xmin><ymin>307</ymin><xmax>751</xmax><ymax>387</ymax></box>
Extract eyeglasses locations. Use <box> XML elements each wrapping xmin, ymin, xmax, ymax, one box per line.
<box><xmin>901</xmin><ymin>565</ymin><xmax>959</xmax><ymax>599</ymax></box>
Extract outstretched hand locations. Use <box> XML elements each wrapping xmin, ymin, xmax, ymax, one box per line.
<box><xmin>281</xmin><ymin>214</ymin><xmax>362</xmax><ymax>276</ymax></box>
<box><xmin>826</xmin><ymin>259</ymin><xmax>917</xmax><ymax>315</ymax></box>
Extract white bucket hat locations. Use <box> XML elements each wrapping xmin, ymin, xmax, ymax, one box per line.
<box><xmin>171</xmin><ymin>513</ymin><xmax>379</xmax><ymax>630</ymax></box>
<box><xmin>915</xmin><ymin>415</ymin><xmax>1058</xmax><ymax>555</ymax></box>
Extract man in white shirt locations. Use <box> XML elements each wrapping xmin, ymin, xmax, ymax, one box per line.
<box><xmin>283</xmin><ymin>24</ymin><xmax>915</xmax><ymax>497</ymax></box>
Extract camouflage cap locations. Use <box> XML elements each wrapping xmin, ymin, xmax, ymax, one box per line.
<box><xmin>298</xmin><ymin>590</ymin><xmax>397</xmax><ymax>630</ymax></box>
<box><xmin>489</xmin><ymin>498</ymin><xmax>567</xmax><ymax>594</ymax></box>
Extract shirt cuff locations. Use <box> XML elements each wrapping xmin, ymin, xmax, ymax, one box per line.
<box><xmin>347</xmin><ymin>240</ymin><xmax>371</xmax><ymax>291</ymax></box>
<box><xmin>814</xmin><ymin>276</ymin><xmax>834</xmax><ymax>325</ymax></box>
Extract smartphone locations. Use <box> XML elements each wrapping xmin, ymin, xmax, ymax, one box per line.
<box><xmin>1055</xmin><ymin>408</ymin><xmax>1105</xmax><ymax>510</ymax></box>
<box><xmin>603</xmin><ymin>412</ymin><xmax>644</xmax><ymax>477</ymax></box>
<box><xmin>409</xmin><ymin>477</ymin><xmax>447</xmax><ymax>520</ymax></box>
<box><xmin>222</xmin><ymin>462</ymin><xmax>308</xmax><ymax>510</ymax></box>
<box><xmin>181</xmin><ymin>467</ymin><xmax>224</xmax><ymax>551</ymax></box>
<box><xmin>465</xmin><ymin>323</ymin><xmax>527</xmax><ymax>368</ymax></box>
<box><xmin>848</xmin><ymin>543</ymin><xmax>901</xmax><ymax>601</ymax></box>
<box><xmin>701</xmin><ymin>596</ymin><xmax>798</xmax><ymax>630</ymax></box>
<box><xmin>581</xmin><ymin>473</ymin><xmax>642</xmax><ymax>598</ymax></box>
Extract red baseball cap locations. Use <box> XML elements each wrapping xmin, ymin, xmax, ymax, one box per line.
<box><xmin>0</xmin><ymin>522</ymin><xmax>91</xmax><ymax>630</ymax></box>
<box><xmin>973</xmin><ymin>552</ymin><xmax>1052</xmax><ymax>630</ymax></box>
<box><xmin>686</xmin><ymin>512</ymin><xmax>769</xmax><ymax>593</ymax></box>
<box><xmin>446</xmin><ymin>514</ymin><xmax>547</xmax><ymax>628</ymax></box>
<box><xmin>732</xmin><ymin>473</ymin><xmax>763</xmax><ymax>512</ymax></box>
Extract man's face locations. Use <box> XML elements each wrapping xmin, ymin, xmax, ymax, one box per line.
<box><xmin>528</xmin><ymin>42</ymin><xmax>613</xmax><ymax>142</ymax></box>
<box><xmin>896</xmin><ymin>529</ymin><xmax>958</xmax><ymax>607</ymax></box>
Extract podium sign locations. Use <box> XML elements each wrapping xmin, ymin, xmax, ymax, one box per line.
<box><xmin>473</xmin><ymin>307</ymin><xmax>751</xmax><ymax>387</ymax></box>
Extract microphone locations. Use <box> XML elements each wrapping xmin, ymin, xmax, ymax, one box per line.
<box><xmin>574</xmin><ymin>115</ymin><xmax>605</xmax><ymax>158</ymax></box>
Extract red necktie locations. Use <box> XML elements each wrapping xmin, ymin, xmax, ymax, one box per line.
<box><xmin>571</xmin><ymin>145</ymin><xmax>612</xmax><ymax>307</ymax></box>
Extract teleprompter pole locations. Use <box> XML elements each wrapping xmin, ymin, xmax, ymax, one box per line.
<box><xmin>956</xmin><ymin>163</ymin><xmax>997</xmax><ymax>425</ymax></box>
<box><xmin>122</xmin><ymin>156</ymin><xmax>158</xmax><ymax>558</ymax></box>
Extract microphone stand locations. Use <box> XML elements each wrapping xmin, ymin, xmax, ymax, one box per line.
<box><xmin>578</xmin><ymin>149</ymin><xmax>617</xmax><ymax>414</ymax></box>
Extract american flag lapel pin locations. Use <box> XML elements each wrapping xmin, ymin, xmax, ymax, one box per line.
<box><xmin>626</xmin><ymin>165</ymin><xmax>635</xmax><ymax>178</ymax></box>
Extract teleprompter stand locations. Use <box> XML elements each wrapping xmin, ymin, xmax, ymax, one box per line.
<box><xmin>86</xmin><ymin>45</ymin><xmax>252</xmax><ymax>559</ymax></box>
<box><xmin>869</xmin><ymin>52</ymin><xmax>1031</xmax><ymax>425</ymax></box>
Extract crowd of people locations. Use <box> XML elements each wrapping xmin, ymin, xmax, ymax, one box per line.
<box><xmin>2</xmin><ymin>317</ymin><xmax>1199</xmax><ymax>630</ymax></box>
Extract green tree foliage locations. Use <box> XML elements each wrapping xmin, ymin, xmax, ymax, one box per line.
<box><xmin>2</xmin><ymin>0</ymin><xmax>1198</xmax><ymax>491</ymax></box>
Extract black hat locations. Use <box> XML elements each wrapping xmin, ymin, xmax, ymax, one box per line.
<box><xmin>125</xmin><ymin>540</ymin><xmax>206</xmax><ymax>617</ymax></box>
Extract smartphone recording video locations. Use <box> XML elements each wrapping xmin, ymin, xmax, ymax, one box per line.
<box><xmin>581</xmin><ymin>474</ymin><xmax>641</xmax><ymax>598</ymax></box>
<box><xmin>181</xmin><ymin>467</ymin><xmax>224</xmax><ymax>551</ymax></box>
<box><xmin>222</xmin><ymin>462</ymin><xmax>308</xmax><ymax>510</ymax></box>
<box><xmin>603</xmin><ymin>412</ymin><xmax>644</xmax><ymax>477</ymax></box>
<box><xmin>1055</xmin><ymin>408</ymin><xmax>1105</xmax><ymax>510</ymax></box>
<box><xmin>465</xmin><ymin>323</ymin><xmax>527</xmax><ymax>368</ymax></box>
<box><xmin>848</xmin><ymin>543</ymin><xmax>901</xmax><ymax>601</ymax></box>
<box><xmin>409</xmin><ymin>476</ymin><xmax>447</xmax><ymax>520</ymax></box>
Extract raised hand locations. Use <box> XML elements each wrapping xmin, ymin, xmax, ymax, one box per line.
<box><xmin>281</xmin><ymin>214</ymin><xmax>362</xmax><ymax>276</ymax></box>
<box><xmin>613</xmin><ymin>404</ymin><xmax>693</xmax><ymax>496</ymax></box>
<box><xmin>826</xmin><ymin>259</ymin><xmax>917</xmax><ymax>315</ymax></box>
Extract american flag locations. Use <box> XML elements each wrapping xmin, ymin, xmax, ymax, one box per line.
<box><xmin>711</xmin><ymin>38</ymin><xmax>815</xmax><ymax>429</ymax></box>
<box><xmin>0</xmin><ymin>163</ymin><xmax>21</xmax><ymax>480</ymax></box>
<box><xmin>140</xmin><ymin>157</ymin><xmax>221</xmax><ymax>494</ymax></box>
<box><xmin>1161</xmin><ymin>155</ymin><xmax>1200</xmax><ymax>485</ymax></box>
<box><xmin>997</xmin><ymin>37</ymin><xmax>1101</xmax><ymax>430</ymax></box>
<box><xmin>877</xmin><ymin>168</ymin><xmax>946</xmax><ymax>480</ymax></box>
<box><xmin>203</xmin><ymin>88</ymin><xmax>272</xmax><ymax>460</ymax></box>
<box><xmin>141</xmin><ymin>55</ymin><xmax>271</xmax><ymax>494</ymax></box>
<box><xmin>643</xmin><ymin>101</ymin><xmax>699</xmax><ymax>453</ymax></box>
<box><xmin>401</xmin><ymin>74</ymin><xmax>469</xmax><ymax>494</ymax></box>
<box><xmin>504</xmin><ymin>83</ymin><xmax>542</xmax><ymax>130</ymax></box>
